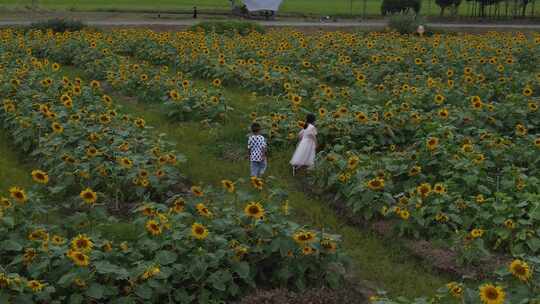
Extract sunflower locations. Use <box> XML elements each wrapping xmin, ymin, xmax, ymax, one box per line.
<box><xmin>302</xmin><ymin>246</ymin><xmax>315</xmax><ymax>255</ymax></box>
<box><xmin>145</xmin><ymin>220</ymin><xmax>162</xmax><ymax>236</ymax></box>
<box><xmin>67</xmin><ymin>250</ymin><xmax>90</xmax><ymax>267</ymax></box>
<box><xmin>90</xmin><ymin>80</ymin><xmax>100</xmax><ymax>89</ymax></box>
<box><xmin>102</xmin><ymin>241</ymin><xmax>113</xmax><ymax>252</ymax></box>
<box><xmin>529</xmin><ymin>102</ymin><xmax>538</xmax><ymax>112</ymax></box>
<box><xmin>141</xmin><ymin>266</ymin><xmax>161</xmax><ymax>280</ymax></box>
<box><xmin>461</xmin><ymin>144</ymin><xmax>473</xmax><ymax>153</ymax></box>
<box><xmin>515</xmin><ymin>123</ymin><xmax>527</xmax><ymax>136</ymax></box>
<box><xmin>399</xmin><ymin>209</ymin><xmax>410</xmax><ymax>220</ymax></box>
<box><xmin>535</xmin><ymin>137</ymin><xmax>540</xmax><ymax>148</ymax></box>
<box><xmin>250</xmin><ymin>176</ymin><xmax>264</xmax><ymax>190</ymax></box>
<box><xmin>119</xmin><ymin>157</ymin><xmax>133</xmax><ymax>169</ymax></box>
<box><xmin>191</xmin><ymin>223</ymin><xmax>209</xmax><ymax>240</ymax></box>
<box><xmin>9</xmin><ymin>186</ymin><xmax>27</xmax><ymax>203</ymax></box>
<box><xmin>434</xmin><ymin>94</ymin><xmax>445</xmax><ymax>104</ymax></box>
<box><xmin>367</xmin><ymin>178</ymin><xmax>385</xmax><ymax>191</ymax></box>
<box><xmin>99</xmin><ymin>114</ymin><xmax>111</xmax><ymax>124</ymax></box>
<box><xmin>446</xmin><ymin>282</ymin><xmax>463</xmax><ymax>298</ymax></box>
<box><xmin>79</xmin><ymin>188</ymin><xmax>97</xmax><ymax>205</ymax></box>
<box><xmin>476</xmin><ymin>194</ymin><xmax>485</xmax><ymax>204</ymax></box>
<box><xmin>86</xmin><ymin>146</ymin><xmax>99</xmax><ymax>158</ymax></box>
<box><xmin>191</xmin><ymin>186</ymin><xmax>204</xmax><ymax>197</ymax></box>
<box><xmin>471</xmin><ymin>96</ymin><xmax>483</xmax><ymax>110</ymax></box>
<box><xmin>170</xmin><ymin>198</ymin><xmax>185</xmax><ymax>214</ymax></box>
<box><xmin>356</xmin><ymin>73</ymin><xmax>366</xmax><ymax>83</ymax></box>
<box><xmin>433</xmin><ymin>183</ymin><xmax>446</xmax><ymax>194</ymax></box>
<box><xmin>509</xmin><ymin>259</ymin><xmax>532</xmax><ymax>282</ymax></box>
<box><xmin>61</xmin><ymin>94</ymin><xmax>73</xmax><ymax>108</ymax></box>
<box><xmin>416</xmin><ymin>183</ymin><xmax>432</xmax><ymax>198</ymax></box>
<box><xmin>318</xmin><ymin>108</ymin><xmax>327</xmax><ymax>117</ymax></box>
<box><xmin>196</xmin><ymin>203</ymin><xmax>212</xmax><ymax>217</ymax></box>
<box><xmin>522</xmin><ymin>86</ymin><xmax>533</xmax><ymax>97</ymax></box>
<box><xmin>470</xmin><ymin>228</ymin><xmax>484</xmax><ymax>239</ymax></box>
<box><xmin>50</xmin><ymin>235</ymin><xmax>65</xmax><ymax>245</ymax></box>
<box><xmin>244</xmin><ymin>202</ymin><xmax>265</xmax><ymax>219</ymax></box>
<box><xmin>71</xmin><ymin>234</ymin><xmax>93</xmax><ymax>252</ymax></box>
<box><xmin>426</xmin><ymin>137</ymin><xmax>439</xmax><ymax>151</ymax></box>
<box><xmin>406</xmin><ymin>165</ymin><xmax>421</xmax><ymax>178</ymax></box>
<box><xmin>27</xmin><ymin>280</ymin><xmax>44</xmax><ymax>292</ymax></box>
<box><xmin>355</xmin><ymin>111</ymin><xmax>369</xmax><ymax>123</ymax></box>
<box><xmin>31</xmin><ymin>170</ymin><xmax>49</xmax><ymax>184</ymax></box>
<box><xmin>23</xmin><ymin>248</ymin><xmax>37</xmax><ymax>265</ymax></box>
<box><xmin>293</xmin><ymin>231</ymin><xmax>316</xmax><ymax>244</ymax></box>
<box><xmin>51</xmin><ymin>122</ymin><xmax>64</xmax><ymax>134</ymax></box>
<box><xmin>221</xmin><ymin>180</ymin><xmax>235</xmax><ymax>193</ymax></box>
<box><xmin>169</xmin><ymin>89</ymin><xmax>180</xmax><ymax>100</ymax></box>
<box><xmin>438</xmin><ymin>108</ymin><xmax>449</xmax><ymax>119</ymax></box>
<box><xmin>479</xmin><ymin>284</ymin><xmax>505</xmax><ymax>304</ymax></box>
<box><xmin>134</xmin><ymin>118</ymin><xmax>145</xmax><ymax>128</ymax></box>
<box><xmin>321</xmin><ymin>239</ymin><xmax>337</xmax><ymax>253</ymax></box>
<box><xmin>347</xmin><ymin>156</ymin><xmax>360</xmax><ymax>170</ymax></box>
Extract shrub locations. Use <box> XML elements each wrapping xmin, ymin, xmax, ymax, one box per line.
<box><xmin>190</xmin><ymin>21</ymin><xmax>265</xmax><ymax>36</ymax></box>
<box><xmin>387</xmin><ymin>15</ymin><xmax>426</xmax><ymax>34</ymax></box>
<box><xmin>381</xmin><ymin>0</ymin><xmax>421</xmax><ymax>15</ymax></box>
<box><xmin>28</xmin><ymin>18</ymin><xmax>85</xmax><ymax>33</ymax></box>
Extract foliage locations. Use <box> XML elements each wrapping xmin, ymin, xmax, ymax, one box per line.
<box><xmin>372</xmin><ymin>256</ymin><xmax>540</xmax><ymax>303</ymax></box>
<box><xmin>190</xmin><ymin>21</ymin><xmax>265</xmax><ymax>36</ymax></box>
<box><xmin>381</xmin><ymin>0</ymin><xmax>421</xmax><ymax>16</ymax></box>
<box><xmin>28</xmin><ymin>18</ymin><xmax>85</xmax><ymax>33</ymax></box>
<box><xmin>435</xmin><ymin>0</ymin><xmax>462</xmax><ymax>16</ymax></box>
<box><xmin>387</xmin><ymin>15</ymin><xmax>426</xmax><ymax>34</ymax></box>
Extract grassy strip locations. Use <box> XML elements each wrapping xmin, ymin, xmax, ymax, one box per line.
<box><xmin>0</xmin><ymin>129</ymin><xmax>32</xmax><ymax>192</ymax></box>
<box><xmin>2</xmin><ymin>0</ymin><xmax>538</xmax><ymax>17</ymax></box>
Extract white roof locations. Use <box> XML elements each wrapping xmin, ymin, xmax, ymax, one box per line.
<box><xmin>243</xmin><ymin>0</ymin><xmax>283</xmax><ymax>11</ymax></box>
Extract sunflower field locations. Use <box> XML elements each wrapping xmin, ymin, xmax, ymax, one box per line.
<box><xmin>0</xmin><ymin>26</ymin><xmax>539</xmax><ymax>303</ymax></box>
<box><xmin>0</xmin><ymin>29</ymin><xmax>345</xmax><ymax>303</ymax></box>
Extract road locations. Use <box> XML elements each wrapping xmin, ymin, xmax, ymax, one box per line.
<box><xmin>1</xmin><ymin>19</ymin><xmax>539</xmax><ymax>30</ymax></box>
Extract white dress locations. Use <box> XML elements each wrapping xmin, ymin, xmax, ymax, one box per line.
<box><xmin>290</xmin><ymin>124</ymin><xmax>317</xmax><ymax>168</ymax></box>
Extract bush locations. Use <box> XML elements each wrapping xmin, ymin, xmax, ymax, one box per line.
<box><xmin>28</xmin><ymin>18</ymin><xmax>85</xmax><ymax>33</ymax></box>
<box><xmin>381</xmin><ymin>0</ymin><xmax>421</xmax><ymax>15</ymax></box>
<box><xmin>190</xmin><ymin>21</ymin><xmax>265</xmax><ymax>36</ymax></box>
<box><xmin>387</xmin><ymin>15</ymin><xmax>426</xmax><ymax>34</ymax></box>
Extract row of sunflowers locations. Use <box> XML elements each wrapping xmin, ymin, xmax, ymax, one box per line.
<box><xmin>26</xmin><ymin>30</ymin><xmax>228</xmax><ymax>123</ymax></box>
<box><xmin>0</xmin><ymin>29</ymin><xmax>344</xmax><ymax>303</ymax></box>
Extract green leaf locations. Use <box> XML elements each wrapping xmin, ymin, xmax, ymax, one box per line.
<box><xmin>86</xmin><ymin>283</ymin><xmax>104</xmax><ymax>299</ymax></box>
<box><xmin>58</xmin><ymin>272</ymin><xmax>78</xmax><ymax>287</ymax></box>
<box><xmin>1</xmin><ymin>239</ymin><xmax>22</xmax><ymax>251</ymax></box>
<box><xmin>69</xmin><ymin>294</ymin><xmax>84</xmax><ymax>304</ymax></box>
<box><xmin>232</xmin><ymin>261</ymin><xmax>249</xmax><ymax>279</ymax></box>
<box><xmin>94</xmin><ymin>261</ymin><xmax>129</xmax><ymax>279</ymax></box>
<box><xmin>155</xmin><ymin>251</ymin><xmax>177</xmax><ymax>265</ymax></box>
<box><xmin>526</xmin><ymin>238</ymin><xmax>540</xmax><ymax>252</ymax></box>
<box><xmin>135</xmin><ymin>284</ymin><xmax>152</xmax><ymax>300</ymax></box>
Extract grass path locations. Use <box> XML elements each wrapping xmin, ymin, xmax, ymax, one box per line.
<box><xmin>0</xmin><ymin>129</ymin><xmax>32</xmax><ymax>192</ymax></box>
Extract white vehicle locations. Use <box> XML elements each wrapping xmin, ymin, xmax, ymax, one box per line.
<box><xmin>242</xmin><ymin>0</ymin><xmax>283</xmax><ymax>12</ymax></box>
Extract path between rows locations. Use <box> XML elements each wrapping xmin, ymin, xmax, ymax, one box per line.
<box><xmin>1</xmin><ymin>19</ymin><xmax>540</xmax><ymax>30</ymax></box>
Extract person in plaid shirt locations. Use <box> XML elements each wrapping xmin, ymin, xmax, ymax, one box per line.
<box><xmin>248</xmin><ymin>123</ymin><xmax>267</xmax><ymax>177</ymax></box>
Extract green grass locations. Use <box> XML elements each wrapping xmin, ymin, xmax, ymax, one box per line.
<box><xmin>0</xmin><ymin>129</ymin><xmax>32</xmax><ymax>193</ymax></box>
<box><xmin>2</xmin><ymin>0</ymin><xmax>539</xmax><ymax>17</ymax></box>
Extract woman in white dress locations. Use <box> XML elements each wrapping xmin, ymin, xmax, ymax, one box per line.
<box><xmin>290</xmin><ymin>113</ymin><xmax>317</xmax><ymax>175</ymax></box>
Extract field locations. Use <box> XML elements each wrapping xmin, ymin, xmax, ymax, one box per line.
<box><xmin>2</xmin><ymin>0</ymin><xmax>540</xmax><ymax>17</ymax></box>
<box><xmin>0</xmin><ymin>24</ymin><xmax>539</xmax><ymax>303</ymax></box>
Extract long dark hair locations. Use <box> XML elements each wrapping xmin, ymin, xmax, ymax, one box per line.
<box><xmin>304</xmin><ymin>113</ymin><xmax>316</xmax><ymax>129</ymax></box>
